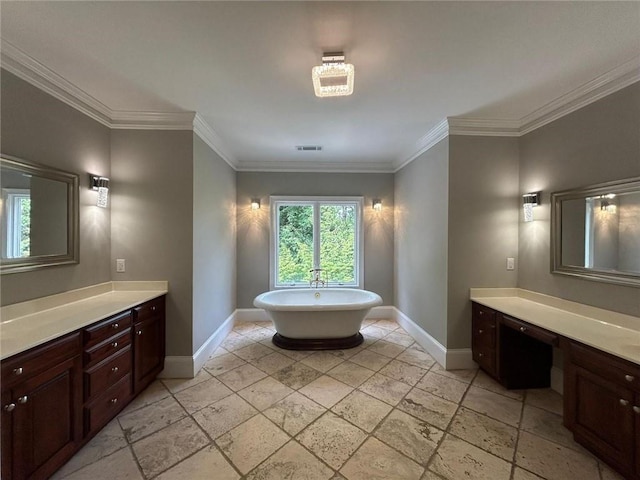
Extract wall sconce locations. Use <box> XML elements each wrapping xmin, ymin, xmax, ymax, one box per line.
<box><xmin>600</xmin><ymin>194</ymin><xmax>616</xmax><ymax>212</ymax></box>
<box><xmin>522</xmin><ymin>192</ymin><xmax>541</xmax><ymax>222</ymax></box>
<box><xmin>90</xmin><ymin>175</ymin><xmax>109</xmax><ymax>208</ymax></box>
<box><xmin>372</xmin><ymin>199</ymin><xmax>382</xmax><ymax>211</ymax></box>
<box><xmin>251</xmin><ymin>198</ymin><xmax>261</xmax><ymax>210</ymax></box>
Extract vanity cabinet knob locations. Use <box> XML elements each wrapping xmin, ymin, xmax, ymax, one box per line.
<box><xmin>519</xmin><ymin>326</ymin><xmax>527</xmax><ymax>333</ymax></box>
<box><xmin>151</xmin><ymin>306</ymin><xmax>157</xmax><ymax>312</ymax></box>
<box><xmin>13</xmin><ymin>367</ymin><xmax>23</xmax><ymax>376</ymax></box>
<box><xmin>111</xmin><ymin>367</ymin><xmax>119</xmax><ymax>373</ymax></box>
<box><xmin>111</xmin><ymin>342</ymin><xmax>118</xmax><ymax>348</ymax></box>
<box><xmin>633</xmin><ymin>406</ymin><xmax>640</xmax><ymax>414</ymax></box>
<box><xmin>110</xmin><ymin>398</ymin><xmax>118</xmax><ymax>405</ymax></box>
<box><xmin>17</xmin><ymin>396</ymin><xmax>28</xmax><ymax>404</ymax></box>
<box><xmin>112</xmin><ymin>323</ymin><xmax>119</xmax><ymax>329</ymax></box>
<box><xmin>479</xmin><ymin>311</ymin><xmax>484</xmax><ymax>316</ymax></box>
<box><xmin>137</xmin><ymin>330</ymin><xmax>143</xmax><ymax>336</ymax></box>
<box><xmin>478</xmin><ymin>353</ymin><xmax>484</xmax><ymax>358</ymax></box>
<box><xmin>4</xmin><ymin>403</ymin><xmax>16</xmax><ymax>412</ymax></box>
<box><xmin>619</xmin><ymin>399</ymin><xmax>629</xmax><ymax>406</ymax></box>
<box><xmin>478</xmin><ymin>329</ymin><xmax>484</xmax><ymax>334</ymax></box>
<box><xmin>624</xmin><ymin>375</ymin><xmax>635</xmax><ymax>382</ymax></box>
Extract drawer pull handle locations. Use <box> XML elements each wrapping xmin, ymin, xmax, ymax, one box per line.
<box><xmin>478</xmin><ymin>353</ymin><xmax>484</xmax><ymax>357</ymax></box>
<box><xmin>111</xmin><ymin>366</ymin><xmax>119</xmax><ymax>373</ymax></box>
<box><xmin>13</xmin><ymin>367</ymin><xmax>23</xmax><ymax>375</ymax></box>
<box><xmin>4</xmin><ymin>403</ymin><xmax>16</xmax><ymax>412</ymax></box>
<box><xmin>112</xmin><ymin>323</ymin><xmax>119</xmax><ymax>329</ymax></box>
<box><xmin>519</xmin><ymin>326</ymin><xmax>527</xmax><ymax>333</ymax></box>
<box><xmin>479</xmin><ymin>311</ymin><xmax>483</xmax><ymax>316</ymax></box>
<box><xmin>151</xmin><ymin>306</ymin><xmax>157</xmax><ymax>311</ymax></box>
<box><xmin>110</xmin><ymin>398</ymin><xmax>118</xmax><ymax>405</ymax></box>
<box><xmin>112</xmin><ymin>342</ymin><xmax>118</xmax><ymax>348</ymax></box>
<box><xmin>17</xmin><ymin>396</ymin><xmax>28</xmax><ymax>404</ymax></box>
<box><xmin>619</xmin><ymin>399</ymin><xmax>629</xmax><ymax>406</ymax></box>
<box><xmin>624</xmin><ymin>375</ymin><xmax>635</xmax><ymax>382</ymax></box>
<box><xmin>137</xmin><ymin>330</ymin><xmax>143</xmax><ymax>336</ymax></box>
<box><xmin>478</xmin><ymin>329</ymin><xmax>484</xmax><ymax>334</ymax></box>
<box><xmin>633</xmin><ymin>406</ymin><xmax>640</xmax><ymax>414</ymax></box>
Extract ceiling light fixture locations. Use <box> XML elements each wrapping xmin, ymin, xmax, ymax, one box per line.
<box><xmin>312</xmin><ymin>52</ymin><xmax>354</xmax><ymax>98</ymax></box>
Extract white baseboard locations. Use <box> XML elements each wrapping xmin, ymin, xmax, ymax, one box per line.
<box><xmin>159</xmin><ymin>310</ymin><xmax>236</xmax><ymax>379</ymax></box>
<box><xmin>550</xmin><ymin>366</ymin><xmax>564</xmax><ymax>395</ymax></box>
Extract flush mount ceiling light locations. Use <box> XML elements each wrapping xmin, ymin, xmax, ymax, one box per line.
<box><xmin>312</xmin><ymin>52</ymin><xmax>354</xmax><ymax>98</ymax></box>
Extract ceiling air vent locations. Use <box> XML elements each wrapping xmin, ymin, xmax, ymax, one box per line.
<box><xmin>295</xmin><ymin>146</ymin><xmax>323</xmax><ymax>151</ymax></box>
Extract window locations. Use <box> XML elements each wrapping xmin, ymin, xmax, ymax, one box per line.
<box><xmin>271</xmin><ymin>196</ymin><xmax>363</xmax><ymax>288</ymax></box>
<box><xmin>2</xmin><ymin>189</ymin><xmax>31</xmax><ymax>258</ymax></box>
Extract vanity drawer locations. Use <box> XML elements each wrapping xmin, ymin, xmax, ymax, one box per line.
<box><xmin>84</xmin><ymin>311</ymin><xmax>132</xmax><ymax>348</ymax></box>
<box><xmin>473</xmin><ymin>303</ymin><xmax>496</xmax><ymax>323</ymax></box>
<box><xmin>84</xmin><ymin>330</ymin><xmax>131</xmax><ymax>367</ymax></box>
<box><xmin>472</xmin><ymin>316</ymin><xmax>497</xmax><ymax>348</ymax></box>
<box><xmin>84</xmin><ymin>374</ymin><xmax>131</xmax><ymax>435</ymax></box>
<box><xmin>473</xmin><ymin>346</ymin><xmax>497</xmax><ymax>377</ymax></box>
<box><xmin>84</xmin><ymin>346</ymin><xmax>132</xmax><ymax>401</ymax></box>
<box><xmin>501</xmin><ymin>315</ymin><xmax>559</xmax><ymax>346</ymax></box>
<box><xmin>134</xmin><ymin>297</ymin><xmax>164</xmax><ymax>323</ymax></box>
<box><xmin>567</xmin><ymin>340</ymin><xmax>640</xmax><ymax>392</ymax></box>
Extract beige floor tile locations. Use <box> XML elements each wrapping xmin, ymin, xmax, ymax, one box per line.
<box><xmin>512</xmin><ymin>467</ymin><xmax>545</xmax><ymax>480</ymax></box>
<box><xmin>429</xmin><ymin>363</ymin><xmax>477</xmax><ymax>384</ymax></box>
<box><xmin>210</xmin><ymin>346</ymin><xmax>230</xmax><ymax>358</ymax></box>
<box><xmin>330</xmin><ymin>345</ymin><xmax>365</xmax><ymax>360</ymax></box>
<box><xmin>174</xmin><ymin>377</ymin><xmax>234</xmax><ymax>413</ymax></box>
<box><xmin>525</xmin><ymin>388</ymin><xmax>563</xmax><ymax>415</ymax></box>
<box><xmin>272</xmin><ymin>362</ymin><xmax>322</xmax><ymax>389</ymax></box>
<box><xmin>374</xmin><ymin>409</ymin><xmax>444</xmax><ymax>465</ymax></box>
<box><xmin>120</xmin><ymin>380</ymin><xmax>171</xmax><ymax>415</ymax></box>
<box><xmin>52</xmin><ymin>418</ymin><xmax>127</xmax><ymax>479</ymax></box>
<box><xmin>192</xmin><ymin>393</ymin><xmax>258</xmax><ymax>439</ymax></box>
<box><xmin>415</xmin><ymin>372</ymin><xmax>469</xmax><ymax>403</ymax></box>
<box><xmin>245</xmin><ymin>440</ymin><xmax>334</xmax><ymax>480</ymax></box>
<box><xmin>217</xmin><ymin>363</ymin><xmax>267</xmax><ymax>391</ymax></box>
<box><xmin>216</xmin><ymin>414</ymin><xmax>289</xmax><ymax>475</ymax></box>
<box><xmin>367</xmin><ymin>339</ymin><xmax>406</xmax><ymax>358</ymax></box>
<box><xmin>301</xmin><ymin>351</ymin><xmax>345</xmax><ymax>373</ymax></box>
<box><xmin>243</xmin><ymin>327</ymin><xmax>275</xmax><ymax>342</ymax></box>
<box><xmin>332</xmin><ymin>390</ymin><xmax>392</xmax><ymax>432</ymax></box>
<box><xmin>156</xmin><ymin>445</ymin><xmax>239</xmax><ymax>480</ymax></box>
<box><xmin>132</xmin><ymin>417</ymin><xmax>209</xmax><ymax>478</ymax></box>
<box><xmin>448</xmin><ymin>407</ymin><xmax>517</xmax><ymax>461</ymax></box>
<box><xmin>254</xmin><ymin>351</ymin><xmax>295</xmax><ymax>374</ymax></box>
<box><xmin>398</xmin><ymin>388</ymin><xmax>458</xmax><ymax>430</ymax></box>
<box><xmin>349</xmin><ymin>350</ymin><xmax>392</xmax><ymax>371</ymax></box>
<box><xmin>238</xmin><ymin>376</ymin><xmax>294</xmax><ymax>410</ymax></box>
<box><xmin>379</xmin><ymin>359</ymin><xmax>428</xmax><ymax>386</ymax></box>
<box><xmin>382</xmin><ymin>331</ymin><xmax>416</xmax><ymax>347</ymax></box>
<box><xmin>462</xmin><ymin>386</ymin><xmax>523</xmax><ymax>427</ymax></box>
<box><xmin>263</xmin><ymin>391</ymin><xmax>326</xmax><ymax>436</ymax></box>
<box><xmin>234</xmin><ymin>342</ymin><xmax>274</xmax><ymax>362</ymax></box>
<box><xmin>429</xmin><ymin>434</ymin><xmax>512</xmax><ymax>480</ymax></box>
<box><xmin>372</xmin><ymin>319</ymin><xmax>399</xmax><ymax>330</ymax></box>
<box><xmin>521</xmin><ymin>404</ymin><xmax>578</xmax><ymax>451</ymax></box>
<box><xmin>233</xmin><ymin>321</ymin><xmax>263</xmax><ymax>334</ymax></box>
<box><xmin>203</xmin><ymin>352</ymin><xmax>247</xmax><ymax>376</ymax></box>
<box><xmin>516</xmin><ymin>431</ymin><xmax>600</xmax><ymax>480</ymax></box>
<box><xmin>297</xmin><ymin>412</ymin><xmax>367</xmax><ymax>469</ymax></box>
<box><xmin>473</xmin><ymin>370</ymin><xmax>524</xmax><ymax>400</ymax></box>
<box><xmin>299</xmin><ymin>375</ymin><xmax>354</xmax><ymax>408</ymax></box>
<box><xmin>58</xmin><ymin>446</ymin><xmax>142</xmax><ymax>480</ymax></box>
<box><xmin>221</xmin><ymin>332</ymin><xmax>256</xmax><ymax>351</ymax></box>
<box><xmin>340</xmin><ymin>437</ymin><xmax>424</xmax><ymax>480</ymax></box>
<box><xmin>327</xmin><ymin>361</ymin><xmax>375</xmax><ymax>387</ymax></box>
<box><xmin>361</xmin><ymin>325</ymin><xmax>389</xmax><ymax>339</ymax></box>
<box><xmin>272</xmin><ymin>346</ymin><xmax>314</xmax><ymax>361</ymax></box>
<box><xmin>161</xmin><ymin>368</ymin><xmax>213</xmax><ymax>393</ymax></box>
<box><xmin>359</xmin><ymin>373</ymin><xmax>412</xmax><ymax>405</ymax></box>
<box><xmin>118</xmin><ymin>395</ymin><xmax>187</xmax><ymax>443</ymax></box>
<box><xmin>396</xmin><ymin>348</ymin><xmax>436</xmax><ymax>369</ymax></box>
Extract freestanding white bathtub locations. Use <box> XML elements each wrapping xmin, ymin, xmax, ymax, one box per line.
<box><xmin>253</xmin><ymin>288</ymin><xmax>383</xmax><ymax>350</ymax></box>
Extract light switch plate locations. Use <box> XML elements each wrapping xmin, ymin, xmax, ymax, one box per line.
<box><xmin>116</xmin><ymin>259</ymin><xmax>126</xmax><ymax>273</ymax></box>
<box><xmin>506</xmin><ymin>257</ymin><xmax>515</xmax><ymax>270</ymax></box>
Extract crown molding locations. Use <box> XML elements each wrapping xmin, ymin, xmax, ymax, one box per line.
<box><xmin>447</xmin><ymin>117</ymin><xmax>521</xmax><ymax>137</ymax></box>
<box><xmin>193</xmin><ymin>114</ymin><xmax>237</xmax><ymax>170</ymax></box>
<box><xmin>393</xmin><ymin>118</ymin><xmax>449</xmax><ymax>172</ymax></box>
<box><xmin>110</xmin><ymin>111</ymin><xmax>196</xmax><ymax>130</ymax></box>
<box><xmin>236</xmin><ymin>160</ymin><xmax>394</xmax><ymax>174</ymax></box>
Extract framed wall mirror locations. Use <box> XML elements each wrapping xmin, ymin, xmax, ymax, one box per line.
<box><xmin>551</xmin><ymin>176</ymin><xmax>640</xmax><ymax>287</ymax></box>
<box><xmin>1</xmin><ymin>154</ymin><xmax>79</xmax><ymax>274</ymax></box>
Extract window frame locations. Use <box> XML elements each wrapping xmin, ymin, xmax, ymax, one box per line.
<box><xmin>270</xmin><ymin>196</ymin><xmax>364</xmax><ymax>289</ymax></box>
<box><xmin>2</xmin><ymin>188</ymin><xmax>31</xmax><ymax>259</ymax></box>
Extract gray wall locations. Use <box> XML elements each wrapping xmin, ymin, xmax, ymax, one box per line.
<box><xmin>394</xmin><ymin>139</ymin><xmax>449</xmax><ymax>346</ymax></box>
<box><xmin>192</xmin><ymin>135</ymin><xmax>236</xmax><ymax>351</ymax></box>
<box><xmin>110</xmin><ymin>130</ymin><xmax>194</xmax><ymax>357</ymax></box>
<box><xmin>447</xmin><ymin>136</ymin><xmax>519</xmax><ymax>349</ymax></box>
<box><xmin>236</xmin><ymin>172</ymin><xmax>394</xmax><ymax>308</ymax></box>
<box><xmin>618</xmin><ymin>193</ymin><xmax>640</xmax><ymax>273</ymax></box>
<box><xmin>1</xmin><ymin>70</ymin><xmax>111</xmax><ymax>305</ymax></box>
<box><xmin>519</xmin><ymin>82</ymin><xmax>640</xmax><ymax>316</ymax></box>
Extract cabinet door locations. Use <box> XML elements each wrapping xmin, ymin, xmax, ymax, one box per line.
<box><xmin>566</xmin><ymin>363</ymin><xmax>635</xmax><ymax>476</ymax></box>
<box><xmin>10</xmin><ymin>355</ymin><xmax>82</xmax><ymax>480</ymax></box>
<box><xmin>133</xmin><ymin>316</ymin><xmax>164</xmax><ymax>394</ymax></box>
<box><xmin>636</xmin><ymin>395</ymin><xmax>640</xmax><ymax>478</ymax></box>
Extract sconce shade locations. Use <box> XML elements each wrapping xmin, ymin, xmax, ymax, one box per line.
<box><xmin>90</xmin><ymin>175</ymin><xmax>110</xmax><ymax>208</ymax></box>
<box><xmin>522</xmin><ymin>191</ymin><xmax>541</xmax><ymax>222</ymax></box>
<box><xmin>372</xmin><ymin>199</ymin><xmax>382</xmax><ymax>211</ymax></box>
<box><xmin>251</xmin><ymin>198</ymin><xmax>260</xmax><ymax>210</ymax></box>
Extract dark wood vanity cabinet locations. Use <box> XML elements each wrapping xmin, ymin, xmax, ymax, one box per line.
<box><xmin>563</xmin><ymin>338</ymin><xmax>640</xmax><ymax>480</ymax></box>
<box><xmin>1</xmin><ymin>333</ymin><xmax>83</xmax><ymax>480</ymax></box>
<box><xmin>471</xmin><ymin>303</ymin><xmax>498</xmax><ymax>377</ymax></box>
<box><xmin>1</xmin><ymin>295</ymin><xmax>166</xmax><ymax>480</ymax></box>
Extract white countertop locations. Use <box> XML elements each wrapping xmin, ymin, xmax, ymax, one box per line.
<box><xmin>0</xmin><ymin>282</ymin><xmax>168</xmax><ymax>361</ymax></box>
<box><xmin>470</xmin><ymin>288</ymin><xmax>640</xmax><ymax>365</ymax></box>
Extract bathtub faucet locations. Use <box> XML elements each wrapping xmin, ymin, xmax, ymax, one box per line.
<box><xmin>309</xmin><ymin>268</ymin><xmax>325</xmax><ymax>288</ymax></box>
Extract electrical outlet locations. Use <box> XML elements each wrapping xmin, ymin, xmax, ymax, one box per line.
<box><xmin>116</xmin><ymin>259</ymin><xmax>126</xmax><ymax>273</ymax></box>
<box><xmin>506</xmin><ymin>257</ymin><xmax>515</xmax><ymax>271</ymax></box>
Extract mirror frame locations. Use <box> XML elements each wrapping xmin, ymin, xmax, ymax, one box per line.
<box><xmin>1</xmin><ymin>154</ymin><xmax>80</xmax><ymax>274</ymax></box>
<box><xmin>551</xmin><ymin>176</ymin><xmax>640</xmax><ymax>288</ymax></box>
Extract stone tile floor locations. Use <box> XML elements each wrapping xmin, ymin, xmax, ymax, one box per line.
<box><xmin>52</xmin><ymin>319</ymin><xmax>624</xmax><ymax>480</ymax></box>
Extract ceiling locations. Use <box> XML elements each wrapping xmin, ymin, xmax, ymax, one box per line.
<box><xmin>1</xmin><ymin>1</ymin><xmax>639</xmax><ymax>172</ymax></box>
